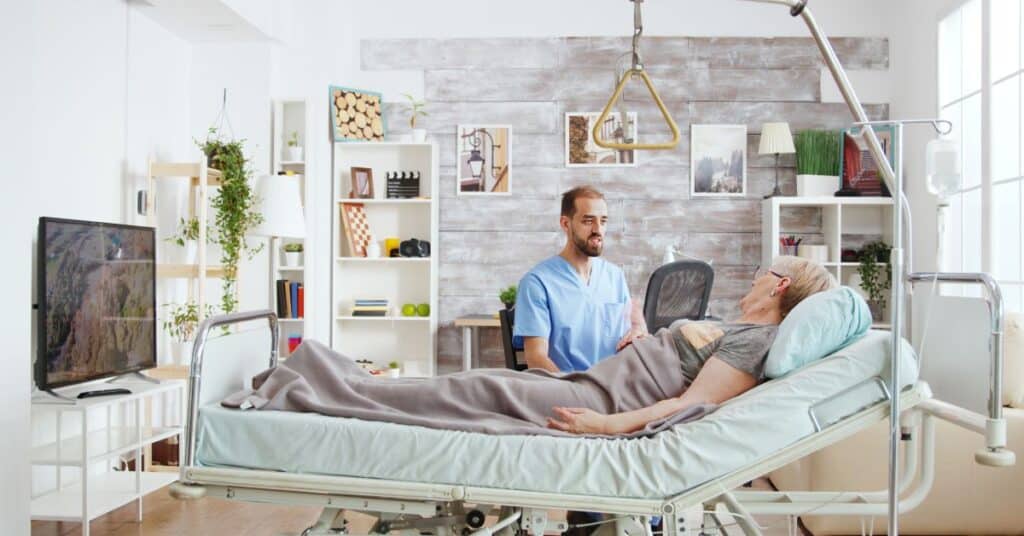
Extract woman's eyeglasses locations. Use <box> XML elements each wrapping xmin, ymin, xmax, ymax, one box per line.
<box><xmin>753</xmin><ymin>265</ymin><xmax>787</xmax><ymax>282</ymax></box>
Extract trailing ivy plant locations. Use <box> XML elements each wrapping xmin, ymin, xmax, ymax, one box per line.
<box><xmin>196</xmin><ymin>128</ymin><xmax>263</xmax><ymax>314</ymax></box>
<box><xmin>857</xmin><ymin>240</ymin><xmax>892</xmax><ymax>306</ymax></box>
<box><xmin>166</xmin><ymin>216</ymin><xmax>206</xmax><ymax>248</ymax></box>
<box><xmin>162</xmin><ymin>301</ymin><xmax>217</xmax><ymax>343</ymax></box>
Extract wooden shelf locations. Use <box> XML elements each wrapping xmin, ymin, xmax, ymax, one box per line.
<box><xmin>156</xmin><ymin>263</ymin><xmax>226</xmax><ymax>278</ymax></box>
<box><xmin>31</xmin><ymin>472</ymin><xmax>177</xmax><ymax>522</ymax></box>
<box><xmin>32</xmin><ymin>427</ymin><xmax>181</xmax><ymax>466</ymax></box>
<box><xmin>280</xmin><ymin>160</ymin><xmax>305</xmax><ymax>165</ymax></box>
<box><xmin>149</xmin><ymin>162</ymin><xmax>222</xmax><ymax>185</ymax></box>
<box><xmin>278</xmin><ymin>318</ymin><xmax>305</xmax><ymax>323</ymax></box>
<box><xmin>278</xmin><ymin>266</ymin><xmax>305</xmax><ymax>271</ymax></box>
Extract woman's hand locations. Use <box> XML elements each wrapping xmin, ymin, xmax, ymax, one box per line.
<box><xmin>547</xmin><ymin>407</ymin><xmax>611</xmax><ymax>435</ymax></box>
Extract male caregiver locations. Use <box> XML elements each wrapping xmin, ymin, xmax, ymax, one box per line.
<box><xmin>514</xmin><ymin>185</ymin><xmax>646</xmax><ymax>372</ymax></box>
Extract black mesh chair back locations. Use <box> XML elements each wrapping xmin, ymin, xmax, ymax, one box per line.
<box><xmin>498</xmin><ymin>307</ymin><xmax>527</xmax><ymax>371</ymax></box>
<box><xmin>643</xmin><ymin>260</ymin><xmax>715</xmax><ymax>332</ymax></box>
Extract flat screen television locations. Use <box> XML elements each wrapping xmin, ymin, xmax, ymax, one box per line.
<box><xmin>37</xmin><ymin>217</ymin><xmax>157</xmax><ymax>390</ymax></box>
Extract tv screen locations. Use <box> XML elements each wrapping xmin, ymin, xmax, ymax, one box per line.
<box><xmin>37</xmin><ymin>217</ymin><xmax>157</xmax><ymax>390</ymax></box>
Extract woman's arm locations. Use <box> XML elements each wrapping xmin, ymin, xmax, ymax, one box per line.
<box><xmin>548</xmin><ymin>356</ymin><xmax>758</xmax><ymax>435</ymax></box>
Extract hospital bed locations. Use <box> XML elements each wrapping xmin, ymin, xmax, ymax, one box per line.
<box><xmin>166</xmin><ymin>304</ymin><xmax>1002</xmax><ymax>536</ymax></box>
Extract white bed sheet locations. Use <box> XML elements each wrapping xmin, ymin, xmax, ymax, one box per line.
<box><xmin>195</xmin><ymin>330</ymin><xmax>919</xmax><ymax>499</ymax></box>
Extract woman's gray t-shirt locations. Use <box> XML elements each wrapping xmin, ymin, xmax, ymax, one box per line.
<box><xmin>664</xmin><ymin>319</ymin><xmax>778</xmax><ymax>383</ymax></box>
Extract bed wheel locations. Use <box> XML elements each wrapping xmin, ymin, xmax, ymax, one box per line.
<box><xmin>168</xmin><ymin>482</ymin><xmax>207</xmax><ymax>500</ymax></box>
<box><xmin>466</xmin><ymin>510</ymin><xmax>486</xmax><ymax>529</ymax></box>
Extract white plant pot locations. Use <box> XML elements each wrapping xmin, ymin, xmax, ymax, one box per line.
<box><xmin>796</xmin><ymin>174</ymin><xmax>840</xmax><ymax>197</ymax></box>
<box><xmin>387</xmin><ymin>368</ymin><xmax>401</xmax><ymax>378</ymax></box>
<box><xmin>284</xmin><ymin>251</ymin><xmax>302</xmax><ymax>267</ymax></box>
<box><xmin>411</xmin><ymin>129</ymin><xmax>427</xmax><ymax>143</ymax></box>
<box><xmin>286</xmin><ymin>146</ymin><xmax>303</xmax><ymax>162</ymax></box>
<box><xmin>171</xmin><ymin>340</ymin><xmax>193</xmax><ymax>367</ymax></box>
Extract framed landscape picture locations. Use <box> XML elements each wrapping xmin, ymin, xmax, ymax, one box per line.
<box><xmin>565</xmin><ymin>111</ymin><xmax>638</xmax><ymax>167</ymax></box>
<box><xmin>690</xmin><ymin>124</ymin><xmax>747</xmax><ymax>197</ymax></box>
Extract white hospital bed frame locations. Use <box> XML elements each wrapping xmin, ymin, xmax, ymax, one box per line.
<box><xmin>169</xmin><ymin>1</ymin><xmax>1015</xmax><ymax>534</ymax></box>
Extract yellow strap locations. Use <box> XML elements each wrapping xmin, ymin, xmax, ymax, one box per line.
<box><xmin>592</xmin><ymin>68</ymin><xmax>681</xmax><ymax>151</ymax></box>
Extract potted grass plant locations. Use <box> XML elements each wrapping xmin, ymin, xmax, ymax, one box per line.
<box><xmin>286</xmin><ymin>130</ymin><xmax>303</xmax><ymax>162</ymax></box>
<box><xmin>387</xmin><ymin>361</ymin><xmax>401</xmax><ymax>378</ymax></box>
<box><xmin>794</xmin><ymin>130</ymin><xmax>841</xmax><ymax>197</ymax></box>
<box><xmin>283</xmin><ymin>242</ymin><xmax>303</xmax><ymax>267</ymax></box>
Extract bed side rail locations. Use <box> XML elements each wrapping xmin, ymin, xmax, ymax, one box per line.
<box><xmin>908</xmin><ymin>272</ymin><xmax>1015</xmax><ymax>466</ymax></box>
<box><xmin>179</xmin><ymin>310</ymin><xmax>279</xmax><ymax>481</ymax></box>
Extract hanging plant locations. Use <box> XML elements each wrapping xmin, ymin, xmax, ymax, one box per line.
<box><xmin>196</xmin><ymin>128</ymin><xmax>263</xmax><ymax>314</ymax></box>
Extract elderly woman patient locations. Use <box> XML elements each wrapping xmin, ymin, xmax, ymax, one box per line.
<box><xmin>224</xmin><ymin>256</ymin><xmax>836</xmax><ymax>437</ymax></box>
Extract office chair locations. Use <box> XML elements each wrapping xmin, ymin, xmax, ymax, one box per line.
<box><xmin>498</xmin><ymin>307</ymin><xmax>527</xmax><ymax>371</ymax></box>
<box><xmin>643</xmin><ymin>260</ymin><xmax>715</xmax><ymax>333</ymax></box>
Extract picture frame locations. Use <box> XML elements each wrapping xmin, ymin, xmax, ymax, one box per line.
<box><xmin>565</xmin><ymin>112</ymin><xmax>638</xmax><ymax>167</ymax></box>
<box><xmin>690</xmin><ymin>124</ymin><xmax>747</xmax><ymax>197</ymax></box>
<box><xmin>838</xmin><ymin>125</ymin><xmax>896</xmax><ymax>197</ymax></box>
<box><xmin>330</xmin><ymin>85</ymin><xmax>385</xmax><ymax>142</ymax></box>
<box><xmin>340</xmin><ymin>202</ymin><xmax>372</xmax><ymax>257</ymax></box>
<box><xmin>349</xmin><ymin>166</ymin><xmax>374</xmax><ymax>199</ymax></box>
<box><xmin>456</xmin><ymin>125</ymin><xmax>511</xmax><ymax>196</ymax></box>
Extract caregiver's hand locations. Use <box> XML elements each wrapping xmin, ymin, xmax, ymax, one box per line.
<box><xmin>547</xmin><ymin>407</ymin><xmax>610</xmax><ymax>435</ymax></box>
<box><xmin>615</xmin><ymin>328</ymin><xmax>646</xmax><ymax>351</ymax></box>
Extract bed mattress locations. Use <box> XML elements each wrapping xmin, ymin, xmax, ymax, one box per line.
<box><xmin>195</xmin><ymin>330</ymin><xmax>920</xmax><ymax>499</ymax></box>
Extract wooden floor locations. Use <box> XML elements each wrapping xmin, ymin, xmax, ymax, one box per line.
<box><xmin>31</xmin><ymin>490</ymin><xmax>332</xmax><ymax>536</ymax></box>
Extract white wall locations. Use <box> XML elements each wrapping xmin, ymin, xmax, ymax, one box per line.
<box><xmin>1</xmin><ymin>0</ymin><xmax>36</xmax><ymax>531</ymax></box>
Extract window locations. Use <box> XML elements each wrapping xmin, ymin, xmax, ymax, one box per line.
<box><xmin>939</xmin><ymin>0</ymin><xmax>1024</xmax><ymax>313</ymax></box>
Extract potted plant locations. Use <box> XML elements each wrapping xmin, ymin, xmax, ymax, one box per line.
<box><xmin>165</xmin><ymin>216</ymin><xmax>202</xmax><ymax>264</ymax></box>
<box><xmin>197</xmin><ymin>128</ymin><xmax>264</xmax><ymax>314</ymax></box>
<box><xmin>286</xmin><ymin>130</ymin><xmax>303</xmax><ymax>162</ymax></box>
<box><xmin>855</xmin><ymin>240</ymin><xmax>892</xmax><ymax>322</ymax></box>
<box><xmin>387</xmin><ymin>360</ymin><xmax>401</xmax><ymax>378</ymax></box>
<box><xmin>283</xmin><ymin>242</ymin><xmax>303</xmax><ymax>267</ymax></box>
<box><xmin>794</xmin><ymin>130</ymin><xmax>840</xmax><ymax>197</ymax></box>
<box><xmin>163</xmin><ymin>301</ymin><xmax>215</xmax><ymax>366</ymax></box>
<box><xmin>403</xmin><ymin>93</ymin><xmax>429</xmax><ymax>143</ymax></box>
<box><xmin>499</xmin><ymin>285</ymin><xmax>517</xmax><ymax>310</ymax></box>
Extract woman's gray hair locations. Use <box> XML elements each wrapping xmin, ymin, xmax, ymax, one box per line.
<box><xmin>772</xmin><ymin>255</ymin><xmax>838</xmax><ymax>316</ymax></box>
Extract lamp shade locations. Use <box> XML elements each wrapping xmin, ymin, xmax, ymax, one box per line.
<box><xmin>250</xmin><ymin>174</ymin><xmax>306</xmax><ymax>238</ymax></box>
<box><xmin>758</xmin><ymin>122</ymin><xmax>796</xmax><ymax>155</ymax></box>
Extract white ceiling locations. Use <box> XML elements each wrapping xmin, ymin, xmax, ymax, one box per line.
<box><xmin>130</xmin><ymin>0</ymin><xmax>272</xmax><ymax>43</ymax></box>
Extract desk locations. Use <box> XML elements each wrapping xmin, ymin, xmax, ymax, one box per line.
<box><xmin>454</xmin><ymin>314</ymin><xmax>501</xmax><ymax>371</ymax></box>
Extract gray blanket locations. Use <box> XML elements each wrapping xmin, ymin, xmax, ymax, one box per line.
<box><xmin>222</xmin><ymin>338</ymin><xmax>714</xmax><ymax>438</ymax></box>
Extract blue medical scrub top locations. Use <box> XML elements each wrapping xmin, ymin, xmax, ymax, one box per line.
<box><xmin>513</xmin><ymin>256</ymin><xmax>631</xmax><ymax>372</ymax></box>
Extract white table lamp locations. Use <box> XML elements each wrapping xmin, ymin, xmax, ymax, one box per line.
<box><xmin>251</xmin><ymin>174</ymin><xmax>306</xmax><ymax>239</ymax></box>
<box><xmin>759</xmin><ymin>122</ymin><xmax>796</xmax><ymax>198</ymax></box>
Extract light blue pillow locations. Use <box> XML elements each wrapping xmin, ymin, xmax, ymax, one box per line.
<box><xmin>765</xmin><ymin>286</ymin><xmax>872</xmax><ymax>378</ymax></box>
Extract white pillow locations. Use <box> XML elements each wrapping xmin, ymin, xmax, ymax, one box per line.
<box><xmin>1003</xmin><ymin>312</ymin><xmax>1024</xmax><ymax>408</ymax></box>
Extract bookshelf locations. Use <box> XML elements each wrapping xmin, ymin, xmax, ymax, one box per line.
<box><xmin>762</xmin><ymin>196</ymin><xmax>894</xmax><ymax>327</ymax></box>
<box><xmin>270</xmin><ymin>99</ymin><xmax>311</xmax><ymax>357</ymax></box>
<box><xmin>331</xmin><ymin>142</ymin><xmax>439</xmax><ymax>377</ymax></box>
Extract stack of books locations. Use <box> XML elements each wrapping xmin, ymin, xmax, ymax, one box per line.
<box><xmin>352</xmin><ymin>299</ymin><xmax>389</xmax><ymax>317</ymax></box>
<box><xmin>276</xmin><ymin>280</ymin><xmax>304</xmax><ymax>319</ymax></box>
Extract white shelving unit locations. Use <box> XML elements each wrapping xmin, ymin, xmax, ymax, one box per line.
<box><xmin>31</xmin><ymin>380</ymin><xmax>185</xmax><ymax>535</ymax></box>
<box><xmin>762</xmin><ymin>196</ymin><xmax>894</xmax><ymax>327</ymax></box>
<box><xmin>331</xmin><ymin>142</ymin><xmax>439</xmax><ymax>377</ymax></box>
<box><xmin>270</xmin><ymin>99</ymin><xmax>311</xmax><ymax>358</ymax></box>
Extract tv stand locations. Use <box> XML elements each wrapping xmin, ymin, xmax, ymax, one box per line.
<box><xmin>33</xmin><ymin>388</ymin><xmax>77</xmax><ymax>405</ymax></box>
<box><xmin>107</xmin><ymin>371</ymin><xmax>160</xmax><ymax>385</ymax></box>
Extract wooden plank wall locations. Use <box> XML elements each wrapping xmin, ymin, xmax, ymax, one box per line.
<box><xmin>361</xmin><ymin>36</ymin><xmax>889</xmax><ymax>372</ymax></box>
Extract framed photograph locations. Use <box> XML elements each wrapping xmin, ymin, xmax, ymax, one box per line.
<box><xmin>330</xmin><ymin>85</ymin><xmax>384</xmax><ymax>142</ymax></box>
<box><xmin>838</xmin><ymin>125</ymin><xmax>895</xmax><ymax>197</ymax></box>
<box><xmin>349</xmin><ymin>166</ymin><xmax>374</xmax><ymax>199</ymax></box>
<box><xmin>565</xmin><ymin>112</ymin><xmax>638</xmax><ymax>167</ymax></box>
<box><xmin>457</xmin><ymin>125</ymin><xmax>511</xmax><ymax>195</ymax></box>
<box><xmin>690</xmin><ymin>124</ymin><xmax>747</xmax><ymax>197</ymax></box>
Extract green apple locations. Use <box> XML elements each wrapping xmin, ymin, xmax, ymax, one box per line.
<box><xmin>401</xmin><ymin>304</ymin><xmax>416</xmax><ymax>316</ymax></box>
<box><xmin>416</xmin><ymin>303</ymin><xmax>430</xmax><ymax>317</ymax></box>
